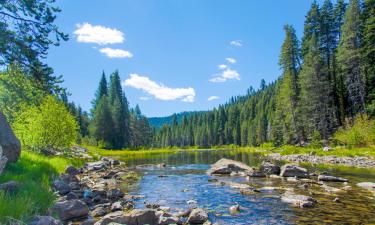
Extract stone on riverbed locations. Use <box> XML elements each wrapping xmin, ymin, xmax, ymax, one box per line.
<box><xmin>247</xmin><ymin>169</ymin><xmax>266</xmax><ymax>178</ymax></box>
<box><xmin>52</xmin><ymin>199</ymin><xmax>89</xmax><ymax>221</ymax></box>
<box><xmin>356</xmin><ymin>182</ymin><xmax>375</xmax><ymax>193</ymax></box>
<box><xmin>187</xmin><ymin>208</ymin><xmax>208</xmax><ymax>224</ymax></box>
<box><xmin>52</xmin><ymin>180</ymin><xmax>70</xmax><ymax>195</ymax></box>
<box><xmin>281</xmin><ymin>191</ymin><xmax>317</xmax><ymax>208</ymax></box>
<box><xmin>86</xmin><ymin>161</ymin><xmax>106</xmax><ymax>171</ymax></box>
<box><xmin>94</xmin><ymin>209</ymin><xmax>159</xmax><ymax>225</ymax></box>
<box><xmin>29</xmin><ymin>216</ymin><xmax>62</xmax><ymax>225</ymax></box>
<box><xmin>280</xmin><ymin>164</ymin><xmax>309</xmax><ymax>178</ymax></box>
<box><xmin>208</xmin><ymin>158</ymin><xmax>254</xmax><ymax>175</ymax></box>
<box><xmin>318</xmin><ymin>175</ymin><xmax>348</xmax><ymax>182</ymax></box>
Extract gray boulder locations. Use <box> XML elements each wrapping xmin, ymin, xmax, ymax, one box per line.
<box><xmin>65</xmin><ymin>165</ymin><xmax>79</xmax><ymax>176</ymax></box>
<box><xmin>208</xmin><ymin>158</ymin><xmax>253</xmax><ymax>175</ymax></box>
<box><xmin>280</xmin><ymin>164</ymin><xmax>309</xmax><ymax>178</ymax></box>
<box><xmin>259</xmin><ymin>161</ymin><xmax>280</xmax><ymax>175</ymax></box>
<box><xmin>52</xmin><ymin>200</ymin><xmax>89</xmax><ymax>221</ymax></box>
<box><xmin>94</xmin><ymin>209</ymin><xmax>159</xmax><ymax>225</ymax></box>
<box><xmin>247</xmin><ymin>169</ymin><xmax>266</xmax><ymax>178</ymax></box>
<box><xmin>318</xmin><ymin>175</ymin><xmax>348</xmax><ymax>182</ymax></box>
<box><xmin>187</xmin><ymin>208</ymin><xmax>208</xmax><ymax>224</ymax></box>
<box><xmin>86</xmin><ymin>161</ymin><xmax>106</xmax><ymax>171</ymax></box>
<box><xmin>0</xmin><ymin>112</ymin><xmax>21</xmax><ymax>172</ymax></box>
<box><xmin>29</xmin><ymin>216</ymin><xmax>62</xmax><ymax>225</ymax></box>
<box><xmin>52</xmin><ymin>180</ymin><xmax>70</xmax><ymax>195</ymax></box>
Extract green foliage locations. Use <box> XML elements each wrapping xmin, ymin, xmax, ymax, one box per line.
<box><xmin>334</xmin><ymin>114</ymin><xmax>375</xmax><ymax>147</ymax></box>
<box><xmin>0</xmin><ymin>151</ymin><xmax>83</xmax><ymax>224</ymax></box>
<box><xmin>0</xmin><ymin>64</ymin><xmax>46</xmax><ymax>123</ymax></box>
<box><xmin>13</xmin><ymin>96</ymin><xmax>78</xmax><ymax>152</ymax></box>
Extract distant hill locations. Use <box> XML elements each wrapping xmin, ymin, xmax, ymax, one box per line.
<box><xmin>148</xmin><ymin>111</ymin><xmax>204</xmax><ymax>128</ymax></box>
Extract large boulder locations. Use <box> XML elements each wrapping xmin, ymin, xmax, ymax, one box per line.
<box><xmin>29</xmin><ymin>216</ymin><xmax>63</xmax><ymax>225</ymax></box>
<box><xmin>52</xmin><ymin>200</ymin><xmax>89</xmax><ymax>221</ymax></box>
<box><xmin>280</xmin><ymin>164</ymin><xmax>309</xmax><ymax>178</ymax></box>
<box><xmin>187</xmin><ymin>208</ymin><xmax>208</xmax><ymax>224</ymax></box>
<box><xmin>94</xmin><ymin>209</ymin><xmax>159</xmax><ymax>225</ymax></box>
<box><xmin>0</xmin><ymin>112</ymin><xmax>21</xmax><ymax>170</ymax></box>
<box><xmin>259</xmin><ymin>161</ymin><xmax>280</xmax><ymax>175</ymax></box>
<box><xmin>208</xmin><ymin>158</ymin><xmax>253</xmax><ymax>175</ymax></box>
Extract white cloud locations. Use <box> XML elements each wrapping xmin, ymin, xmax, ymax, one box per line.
<box><xmin>74</xmin><ymin>23</ymin><xmax>125</xmax><ymax>45</ymax></box>
<box><xmin>207</xmin><ymin>96</ymin><xmax>220</xmax><ymax>101</ymax></box>
<box><xmin>99</xmin><ymin>48</ymin><xmax>133</xmax><ymax>58</ymax></box>
<box><xmin>218</xmin><ymin>64</ymin><xmax>228</xmax><ymax>70</ymax></box>
<box><xmin>140</xmin><ymin>96</ymin><xmax>150</xmax><ymax>101</ymax></box>
<box><xmin>123</xmin><ymin>74</ymin><xmax>195</xmax><ymax>102</ymax></box>
<box><xmin>209</xmin><ymin>68</ymin><xmax>240</xmax><ymax>83</ymax></box>
<box><xmin>226</xmin><ymin>57</ymin><xmax>236</xmax><ymax>64</ymax></box>
<box><xmin>230</xmin><ymin>40</ymin><xmax>242</xmax><ymax>47</ymax></box>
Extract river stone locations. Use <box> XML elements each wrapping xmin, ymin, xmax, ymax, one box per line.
<box><xmin>52</xmin><ymin>199</ymin><xmax>89</xmax><ymax>221</ymax></box>
<box><xmin>247</xmin><ymin>169</ymin><xmax>266</xmax><ymax>178</ymax></box>
<box><xmin>0</xmin><ymin>112</ymin><xmax>21</xmax><ymax>162</ymax></box>
<box><xmin>187</xmin><ymin>208</ymin><xmax>208</xmax><ymax>224</ymax></box>
<box><xmin>29</xmin><ymin>216</ymin><xmax>63</xmax><ymax>225</ymax></box>
<box><xmin>356</xmin><ymin>182</ymin><xmax>375</xmax><ymax>192</ymax></box>
<box><xmin>52</xmin><ymin>180</ymin><xmax>70</xmax><ymax>195</ymax></box>
<box><xmin>94</xmin><ymin>209</ymin><xmax>158</xmax><ymax>225</ymax></box>
<box><xmin>65</xmin><ymin>165</ymin><xmax>79</xmax><ymax>176</ymax></box>
<box><xmin>92</xmin><ymin>206</ymin><xmax>108</xmax><ymax>217</ymax></box>
<box><xmin>86</xmin><ymin>161</ymin><xmax>106</xmax><ymax>171</ymax></box>
<box><xmin>110</xmin><ymin>201</ymin><xmax>123</xmax><ymax>212</ymax></box>
<box><xmin>318</xmin><ymin>175</ymin><xmax>348</xmax><ymax>182</ymax></box>
<box><xmin>107</xmin><ymin>188</ymin><xmax>124</xmax><ymax>200</ymax></box>
<box><xmin>158</xmin><ymin>216</ymin><xmax>180</xmax><ymax>225</ymax></box>
<box><xmin>208</xmin><ymin>158</ymin><xmax>253</xmax><ymax>175</ymax></box>
<box><xmin>260</xmin><ymin>161</ymin><xmax>280</xmax><ymax>175</ymax></box>
<box><xmin>280</xmin><ymin>164</ymin><xmax>309</xmax><ymax>178</ymax></box>
<box><xmin>281</xmin><ymin>191</ymin><xmax>317</xmax><ymax>208</ymax></box>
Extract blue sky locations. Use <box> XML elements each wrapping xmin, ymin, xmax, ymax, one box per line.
<box><xmin>47</xmin><ymin>0</ymin><xmax>323</xmax><ymax>117</ymax></box>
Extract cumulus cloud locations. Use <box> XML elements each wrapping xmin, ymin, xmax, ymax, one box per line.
<box><xmin>209</xmin><ymin>68</ymin><xmax>240</xmax><ymax>83</ymax></box>
<box><xmin>207</xmin><ymin>96</ymin><xmax>220</xmax><ymax>101</ymax></box>
<box><xmin>74</xmin><ymin>23</ymin><xmax>125</xmax><ymax>45</ymax></box>
<box><xmin>99</xmin><ymin>48</ymin><xmax>133</xmax><ymax>58</ymax></box>
<box><xmin>225</xmin><ymin>57</ymin><xmax>236</xmax><ymax>64</ymax></box>
<box><xmin>139</xmin><ymin>96</ymin><xmax>150</xmax><ymax>101</ymax></box>
<box><xmin>123</xmin><ymin>74</ymin><xmax>195</xmax><ymax>102</ymax></box>
<box><xmin>230</xmin><ymin>40</ymin><xmax>242</xmax><ymax>47</ymax></box>
<box><xmin>218</xmin><ymin>64</ymin><xmax>228</xmax><ymax>70</ymax></box>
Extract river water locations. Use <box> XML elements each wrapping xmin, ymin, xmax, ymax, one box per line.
<box><xmin>118</xmin><ymin>150</ymin><xmax>375</xmax><ymax>225</ymax></box>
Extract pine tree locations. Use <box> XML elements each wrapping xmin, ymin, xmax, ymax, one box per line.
<box><xmin>337</xmin><ymin>0</ymin><xmax>366</xmax><ymax>116</ymax></box>
<box><xmin>302</xmin><ymin>1</ymin><xmax>321</xmax><ymax>58</ymax></box>
<box><xmin>91</xmin><ymin>72</ymin><xmax>108</xmax><ymax>112</ymax></box>
<box><xmin>92</xmin><ymin>96</ymin><xmax>114</xmax><ymax>148</ymax></box>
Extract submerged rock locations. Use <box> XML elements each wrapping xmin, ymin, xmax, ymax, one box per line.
<box><xmin>281</xmin><ymin>191</ymin><xmax>317</xmax><ymax>208</ymax></box>
<box><xmin>208</xmin><ymin>158</ymin><xmax>254</xmax><ymax>175</ymax></box>
<box><xmin>318</xmin><ymin>175</ymin><xmax>348</xmax><ymax>182</ymax></box>
<box><xmin>187</xmin><ymin>208</ymin><xmax>208</xmax><ymax>224</ymax></box>
<box><xmin>52</xmin><ymin>199</ymin><xmax>89</xmax><ymax>221</ymax></box>
<box><xmin>280</xmin><ymin>164</ymin><xmax>309</xmax><ymax>178</ymax></box>
<box><xmin>229</xmin><ymin>204</ymin><xmax>240</xmax><ymax>215</ymax></box>
<box><xmin>356</xmin><ymin>182</ymin><xmax>375</xmax><ymax>193</ymax></box>
<box><xmin>94</xmin><ymin>209</ymin><xmax>158</xmax><ymax>225</ymax></box>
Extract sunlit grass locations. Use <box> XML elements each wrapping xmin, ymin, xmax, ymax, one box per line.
<box><xmin>0</xmin><ymin>151</ymin><xmax>84</xmax><ymax>224</ymax></box>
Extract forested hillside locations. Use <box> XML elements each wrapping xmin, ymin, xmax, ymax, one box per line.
<box><xmin>148</xmin><ymin>111</ymin><xmax>204</xmax><ymax>128</ymax></box>
<box><xmin>153</xmin><ymin>0</ymin><xmax>375</xmax><ymax>148</ymax></box>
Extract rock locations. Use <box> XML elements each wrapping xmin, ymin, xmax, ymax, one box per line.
<box><xmin>110</xmin><ymin>201</ymin><xmax>123</xmax><ymax>212</ymax></box>
<box><xmin>318</xmin><ymin>175</ymin><xmax>348</xmax><ymax>182</ymax></box>
<box><xmin>247</xmin><ymin>169</ymin><xmax>266</xmax><ymax>178</ymax></box>
<box><xmin>157</xmin><ymin>163</ymin><xmax>167</xmax><ymax>168</ymax></box>
<box><xmin>94</xmin><ymin>209</ymin><xmax>158</xmax><ymax>225</ymax></box>
<box><xmin>187</xmin><ymin>208</ymin><xmax>208</xmax><ymax>224</ymax></box>
<box><xmin>333</xmin><ymin>197</ymin><xmax>341</xmax><ymax>203</ymax></box>
<box><xmin>356</xmin><ymin>182</ymin><xmax>375</xmax><ymax>193</ymax></box>
<box><xmin>107</xmin><ymin>188</ymin><xmax>124</xmax><ymax>200</ymax></box>
<box><xmin>0</xmin><ymin>112</ymin><xmax>21</xmax><ymax>163</ymax></box>
<box><xmin>66</xmin><ymin>192</ymin><xmax>79</xmax><ymax>200</ymax></box>
<box><xmin>208</xmin><ymin>158</ymin><xmax>253</xmax><ymax>175</ymax></box>
<box><xmin>323</xmin><ymin>146</ymin><xmax>333</xmax><ymax>152</ymax></box>
<box><xmin>92</xmin><ymin>206</ymin><xmax>108</xmax><ymax>217</ymax></box>
<box><xmin>158</xmin><ymin>216</ymin><xmax>180</xmax><ymax>225</ymax></box>
<box><xmin>86</xmin><ymin>161</ymin><xmax>106</xmax><ymax>171</ymax></box>
<box><xmin>175</xmin><ymin>209</ymin><xmax>192</xmax><ymax>218</ymax></box>
<box><xmin>52</xmin><ymin>180</ymin><xmax>70</xmax><ymax>195</ymax></box>
<box><xmin>80</xmin><ymin>218</ymin><xmax>96</xmax><ymax>225</ymax></box>
<box><xmin>29</xmin><ymin>216</ymin><xmax>63</xmax><ymax>225</ymax></box>
<box><xmin>321</xmin><ymin>184</ymin><xmax>343</xmax><ymax>193</ymax></box>
<box><xmin>0</xmin><ymin>180</ymin><xmax>20</xmax><ymax>193</ymax></box>
<box><xmin>65</xmin><ymin>165</ymin><xmax>79</xmax><ymax>176</ymax></box>
<box><xmin>0</xmin><ymin>155</ymin><xmax>7</xmax><ymax>175</ymax></box>
<box><xmin>110</xmin><ymin>159</ymin><xmax>120</xmax><ymax>166</ymax></box>
<box><xmin>52</xmin><ymin>200</ymin><xmax>89</xmax><ymax>221</ymax></box>
<box><xmin>229</xmin><ymin>204</ymin><xmax>240</xmax><ymax>214</ymax></box>
<box><xmin>280</xmin><ymin>164</ymin><xmax>309</xmax><ymax>178</ymax></box>
<box><xmin>259</xmin><ymin>161</ymin><xmax>280</xmax><ymax>175</ymax></box>
<box><xmin>281</xmin><ymin>191</ymin><xmax>317</xmax><ymax>208</ymax></box>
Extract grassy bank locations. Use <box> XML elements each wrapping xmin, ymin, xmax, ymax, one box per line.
<box><xmin>0</xmin><ymin>151</ymin><xmax>84</xmax><ymax>224</ymax></box>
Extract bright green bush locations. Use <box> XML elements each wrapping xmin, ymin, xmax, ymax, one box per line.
<box><xmin>13</xmin><ymin>95</ymin><xmax>78</xmax><ymax>153</ymax></box>
<box><xmin>334</xmin><ymin>114</ymin><xmax>375</xmax><ymax>147</ymax></box>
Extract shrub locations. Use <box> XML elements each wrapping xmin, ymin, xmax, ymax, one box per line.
<box><xmin>334</xmin><ymin>114</ymin><xmax>375</xmax><ymax>147</ymax></box>
<box><xmin>13</xmin><ymin>95</ymin><xmax>78</xmax><ymax>153</ymax></box>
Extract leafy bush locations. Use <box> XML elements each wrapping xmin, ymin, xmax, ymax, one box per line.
<box><xmin>334</xmin><ymin>114</ymin><xmax>375</xmax><ymax>147</ymax></box>
<box><xmin>13</xmin><ymin>96</ymin><xmax>78</xmax><ymax>153</ymax></box>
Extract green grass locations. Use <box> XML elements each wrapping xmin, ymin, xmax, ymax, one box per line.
<box><xmin>271</xmin><ymin>145</ymin><xmax>375</xmax><ymax>157</ymax></box>
<box><xmin>0</xmin><ymin>151</ymin><xmax>84</xmax><ymax>224</ymax></box>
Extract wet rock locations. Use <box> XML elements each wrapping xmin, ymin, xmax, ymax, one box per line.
<box><xmin>145</xmin><ymin>202</ymin><xmax>160</xmax><ymax>209</ymax></box>
<box><xmin>80</xmin><ymin>218</ymin><xmax>96</xmax><ymax>225</ymax></box>
<box><xmin>208</xmin><ymin>158</ymin><xmax>253</xmax><ymax>175</ymax></box>
<box><xmin>229</xmin><ymin>204</ymin><xmax>240</xmax><ymax>214</ymax></box>
<box><xmin>356</xmin><ymin>182</ymin><xmax>375</xmax><ymax>193</ymax></box>
<box><xmin>107</xmin><ymin>188</ymin><xmax>124</xmax><ymax>200</ymax></box>
<box><xmin>52</xmin><ymin>180</ymin><xmax>70</xmax><ymax>195</ymax></box>
<box><xmin>86</xmin><ymin>161</ymin><xmax>106</xmax><ymax>171</ymax></box>
<box><xmin>280</xmin><ymin>164</ymin><xmax>309</xmax><ymax>178</ymax></box>
<box><xmin>124</xmin><ymin>202</ymin><xmax>135</xmax><ymax>211</ymax></box>
<box><xmin>0</xmin><ymin>180</ymin><xmax>20</xmax><ymax>193</ymax></box>
<box><xmin>110</xmin><ymin>201</ymin><xmax>123</xmax><ymax>212</ymax></box>
<box><xmin>52</xmin><ymin>199</ymin><xmax>89</xmax><ymax>221</ymax></box>
<box><xmin>247</xmin><ymin>169</ymin><xmax>266</xmax><ymax>178</ymax></box>
<box><xmin>158</xmin><ymin>216</ymin><xmax>180</xmax><ymax>225</ymax></box>
<box><xmin>259</xmin><ymin>161</ymin><xmax>280</xmax><ymax>175</ymax></box>
<box><xmin>29</xmin><ymin>216</ymin><xmax>63</xmax><ymax>225</ymax></box>
<box><xmin>333</xmin><ymin>197</ymin><xmax>341</xmax><ymax>203</ymax></box>
<box><xmin>66</xmin><ymin>192</ymin><xmax>79</xmax><ymax>200</ymax></box>
<box><xmin>0</xmin><ymin>111</ymin><xmax>21</xmax><ymax>164</ymax></box>
<box><xmin>157</xmin><ymin>163</ymin><xmax>167</xmax><ymax>168</ymax></box>
<box><xmin>65</xmin><ymin>165</ymin><xmax>79</xmax><ymax>176</ymax></box>
<box><xmin>92</xmin><ymin>206</ymin><xmax>108</xmax><ymax>217</ymax></box>
<box><xmin>110</xmin><ymin>159</ymin><xmax>120</xmax><ymax>166</ymax></box>
<box><xmin>281</xmin><ymin>191</ymin><xmax>317</xmax><ymax>208</ymax></box>
<box><xmin>187</xmin><ymin>208</ymin><xmax>208</xmax><ymax>224</ymax></box>
<box><xmin>318</xmin><ymin>175</ymin><xmax>348</xmax><ymax>182</ymax></box>
<box><xmin>94</xmin><ymin>209</ymin><xmax>158</xmax><ymax>225</ymax></box>
<box><xmin>321</xmin><ymin>184</ymin><xmax>343</xmax><ymax>193</ymax></box>
<box><xmin>175</xmin><ymin>208</ymin><xmax>192</xmax><ymax>218</ymax></box>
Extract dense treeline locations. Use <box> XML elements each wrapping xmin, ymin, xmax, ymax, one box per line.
<box><xmin>153</xmin><ymin>0</ymin><xmax>375</xmax><ymax>148</ymax></box>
